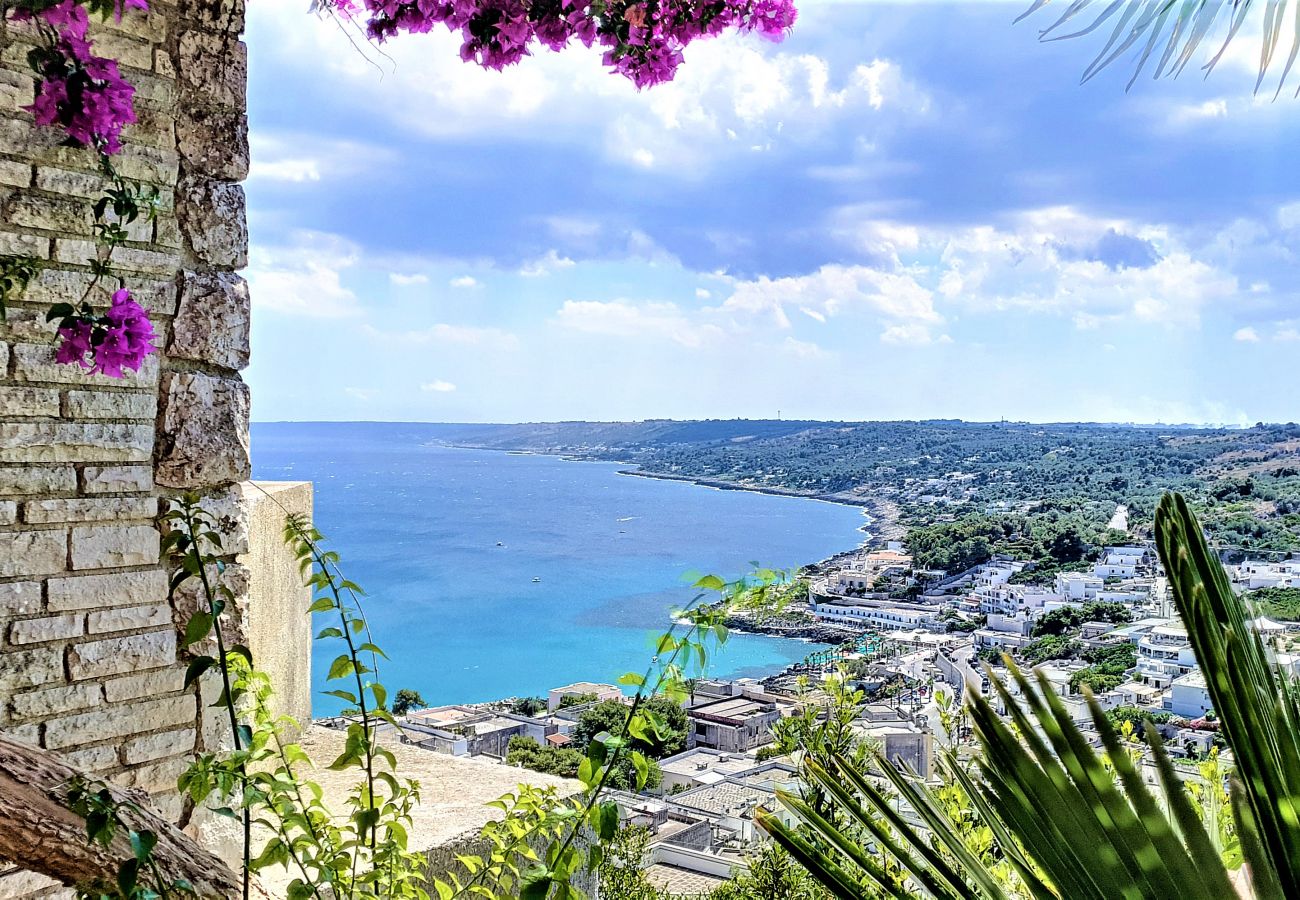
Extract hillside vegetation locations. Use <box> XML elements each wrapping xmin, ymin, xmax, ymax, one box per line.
<box><xmin>428</xmin><ymin>420</ymin><xmax>1300</xmax><ymax>560</ymax></box>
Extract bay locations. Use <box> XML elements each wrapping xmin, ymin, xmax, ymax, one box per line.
<box><xmin>251</xmin><ymin>422</ymin><xmax>866</xmax><ymax>714</ymax></box>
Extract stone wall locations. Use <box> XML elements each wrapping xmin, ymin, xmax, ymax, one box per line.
<box><xmin>0</xmin><ymin>0</ymin><xmax>258</xmax><ymax>895</ymax></box>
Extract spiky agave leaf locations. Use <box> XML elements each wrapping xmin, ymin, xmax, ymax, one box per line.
<box><xmin>762</xmin><ymin>656</ymin><xmax>1233</xmax><ymax>898</ymax></box>
<box><xmin>1155</xmin><ymin>492</ymin><xmax>1300</xmax><ymax>898</ymax></box>
<box><xmin>1020</xmin><ymin>0</ymin><xmax>1300</xmax><ymax>96</ymax></box>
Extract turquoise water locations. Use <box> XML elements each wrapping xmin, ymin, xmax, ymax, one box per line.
<box><xmin>251</xmin><ymin>423</ymin><xmax>866</xmax><ymax>714</ymax></box>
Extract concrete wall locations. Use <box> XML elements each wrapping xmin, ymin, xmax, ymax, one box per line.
<box><xmin>0</xmin><ymin>1</ymin><xmax>264</xmax><ymax>894</ymax></box>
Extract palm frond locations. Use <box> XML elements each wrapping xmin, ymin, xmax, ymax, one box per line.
<box><xmin>1154</xmin><ymin>492</ymin><xmax>1300</xmax><ymax>897</ymax></box>
<box><xmin>1021</xmin><ymin>0</ymin><xmax>1300</xmax><ymax>95</ymax></box>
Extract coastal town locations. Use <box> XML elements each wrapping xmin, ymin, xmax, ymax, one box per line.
<box><xmin>319</xmin><ymin>529</ymin><xmax>1300</xmax><ymax>894</ymax></box>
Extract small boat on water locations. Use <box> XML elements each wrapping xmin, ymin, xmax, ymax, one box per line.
<box><xmin>532</xmin><ymin>576</ymin><xmax>541</xmax><ymax>583</ymax></box>
<box><xmin>496</xmin><ymin>541</ymin><xmax>504</xmax><ymax>546</ymax></box>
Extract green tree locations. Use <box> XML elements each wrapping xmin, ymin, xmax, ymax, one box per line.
<box><xmin>510</xmin><ymin>696</ymin><xmax>548</xmax><ymax>716</ymax></box>
<box><xmin>391</xmin><ymin>688</ymin><xmax>426</xmax><ymax>716</ymax></box>
<box><xmin>572</xmin><ymin>698</ymin><xmax>687</xmax><ymax>759</ymax></box>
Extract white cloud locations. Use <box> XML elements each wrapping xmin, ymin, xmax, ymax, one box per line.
<box><xmin>449</xmin><ymin>275</ymin><xmax>479</xmax><ymax>289</ymax></box>
<box><xmin>854</xmin><ymin>206</ymin><xmax>1239</xmax><ymax>330</ymax></box>
<box><xmin>520</xmin><ymin>250</ymin><xmax>576</xmax><ymax>277</ymax></box>
<box><xmin>719</xmin><ymin>264</ymin><xmax>940</xmax><ymax>334</ymax></box>
<box><xmin>880</xmin><ymin>323</ymin><xmax>947</xmax><ymax>346</ymax></box>
<box><xmin>554</xmin><ymin>299</ymin><xmax>722</xmax><ymax>348</ymax></box>
<box><xmin>421</xmin><ymin>380</ymin><xmax>458</xmax><ymax>393</ymax></box>
<box><xmin>1234</xmin><ymin>326</ymin><xmax>1261</xmax><ymax>342</ymax></box>
<box><xmin>1167</xmin><ymin>99</ymin><xmax>1229</xmax><ymax>126</ymax></box>
<box><xmin>247</xmin><ymin>231</ymin><xmax>362</xmax><ymax>318</ymax></box>
<box><xmin>695</xmin><ymin>288</ymin><xmax>712</xmax><ymax>300</ymax></box>
<box><xmin>249</xmin><ymin>158</ymin><xmax>322</xmax><ymax>183</ymax></box>
<box><xmin>344</xmin><ymin>387</ymin><xmax>377</xmax><ymax>401</ymax></box>
<box><xmin>390</xmin><ymin>272</ymin><xmax>429</xmax><ymax>286</ymax></box>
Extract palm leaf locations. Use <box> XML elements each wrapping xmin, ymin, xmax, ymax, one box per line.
<box><xmin>1154</xmin><ymin>492</ymin><xmax>1300</xmax><ymax>897</ymax></box>
<box><xmin>1022</xmin><ymin>0</ymin><xmax>1300</xmax><ymax>94</ymax></box>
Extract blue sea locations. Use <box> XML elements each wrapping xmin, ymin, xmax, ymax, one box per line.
<box><xmin>251</xmin><ymin>423</ymin><xmax>867</xmax><ymax>714</ymax></box>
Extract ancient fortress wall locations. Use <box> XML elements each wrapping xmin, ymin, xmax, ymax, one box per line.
<box><xmin>0</xmin><ymin>1</ymin><xmax>302</xmax><ymax>895</ymax></box>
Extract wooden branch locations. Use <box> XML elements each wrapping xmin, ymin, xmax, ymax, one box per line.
<box><xmin>0</xmin><ymin>734</ymin><xmax>242</xmax><ymax>898</ymax></box>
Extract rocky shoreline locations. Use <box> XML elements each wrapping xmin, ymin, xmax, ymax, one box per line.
<box><xmin>722</xmin><ymin>609</ymin><xmax>860</xmax><ymax>645</ymax></box>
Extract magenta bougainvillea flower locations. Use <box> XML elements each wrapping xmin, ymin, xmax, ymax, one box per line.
<box><xmin>52</xmin><ymin>289</ymin><xmax>157</xmax><ymax>379</ymax></box>
<box><xmin>21</xmin><ymin>0</ymin><xmax>140</xmax><ymax>154</ymax></box>
<box><xmin>336</xmin><ymin>0</ymin><xmax>796</xmax><ymax>87</ymax></box>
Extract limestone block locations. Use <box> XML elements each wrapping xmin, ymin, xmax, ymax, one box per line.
<box><xmin>0</xmin><ymin>159</ymin><xmax>32</xmax><ymax>188</ymax></box>
<box><xmin>122</xmin><ymin>276</ymin><xmax>178</xmax><ymax>316</ymax></box>
<box><xmin>0</xmin><ymin>582</ymin><xmax>42</xmax><ymax>616</ymax></box>
<box><xmin>3</xmin><ymin>192</ymin><xmax>92</xmax><ymax>234</ymax></box>
<box><xmin>82</xmin><ymin>464</ymin><xmax>154</xmax><ymax>494</ymax></box>
<box><xmin>12</xmin><ymin>342</ymin><xmax>160</xmax><ymax>388</ymax></box>
<box><xmin>123</xmin><ymin>727</ymin><xmax>196</xmax><ymax>764</ymax></box>
<box><xmin>66</xmin><ymin>629</ymin><xmax>177</xmax><ymax>681</ymax></box>
<box><xmin>0</xmin><ymin>503</ymin><xmax>13</xmax><ymax>526</ymax></box>
<box><xmin>113</xmin><ymin>143</ymin><xmax>181</xmax><ymax>187</ymax></box>
<box><xmin>0</xmin><ymin>723</ymin><xmax>41</xmax><ymax>746</ymax></box>
<box><xmin>9</xmin><ymin>614</ymin><xmax>83</xmax><ymax>645</ymax></box>
<box><xmin>64</xmin><ymin>389</ymin><xmax>158</xmax><ymax>420</ymax></box>
<box><xmin>55</xmin><ymin>743</ymin><xmax>120</xmax><ymax>773</ymax></box>
<box><xmin>170</xmin><ymin>270</ymin><xmax>250</xmax><ymax>370</ymax></box>
<box><xmin>45</xmin><ymin>693</ymin><xmax>193</xmax><ymax>748</ymax></box>
<box><xmin>178</xmin><ymin>0</ymin><xmax>246</xmax><ymax>32</ymax></box>
<box><xmin>87</xmin><ymin>603</ymin><xmax>172</xmax><ymax>634</ymax></box>
<box><xmin>91</xmin><ymin>31</ymin><xmax>154</xmax><ymax>70</ymax></box>
<box><xmin>22</xmin><ymin>267</ymin><xmax>107</xmax><ymax>308</ymax></box>
<box><xmin>155</xmin><ymin>372</ymin><xmax>251</xmax><ymax>488</ymax></box>
<box><xmin>0</xmin><ymin>386</ymin><xmax>59</xmax><ymax>417</ymax></box>
<box><xmin>54</xmin><ymin>239</ymin><xmax>179</xmax><ymax>275</ymax></box>
<box><xmin>12</xmin><ymin>682</ymin><xmax>101</xmax><ymax>719</ymax></box>
<box><xmin>124</xmin><ymin>105</ymin><xmax>178</xmax><ymax>150</ymax></box>
<box><xmin>0</xmin><ymin>530</ymin><xmax>66</xmax><ymax>578</ymax></box>
<box><xmin>0</xmin><ymin>646</ymin><xmax>63</xmax><ymax>691</ymax></box>
<box><xmin>0</xmin><ymin>228</ymin><xmax>50</xmax><ymax>259</ymax></box>
<box><xmin>24</xmin><ymin>496</ymin><xmax>159</xmax><ymax>525</ymax></box>
<box><xmin>176</xmin><ymin>106</ymin><xmax>249</xmax><ymax>181</ymax></box>
<box><xmin>34</xmin><ymin>165</ymin><xmax>106</xmax><ymax>200</ymax></box>
<box><xmin>0</xmin><ymin>465</ymin><xmax>76</xmax><ymax>495</ymax></box>
<box><xmin>47</xmin><ymin>569</ymin><xmax>168</xmax><ymax>611</ymax></box>
<box><xmin>175</xmin><ymin>175</ymin><xmax>247</xmax><ymax>268</ymax></box>
<box><xmin>115</xmin><ymin>754</ymin><xmax>191</xmax><ymax>794</ymax></box>
<box><xmin>70</xmin><ymin>523</ymin><xmax>161</xmax><ymax>569</ymax></box>
<box><xmin>0</xmin><ymin>422</ymin><xmax>153</xmax><ymax>463</ymax></box>
<box><xmin>103</xmin><ymin>667</ymin><xmax>185</xmax><ymax>702</ymax></box>
<box><xmin>0</xmin><ymin>68</ymin><xmax>34</xmax><ymax>113</ymax></box>
<box><xmin>177</xmin><ymin>30</ymin><xmax>247</xmax><ymax>107</ymax></box>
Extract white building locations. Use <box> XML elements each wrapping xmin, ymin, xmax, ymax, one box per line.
<box><xmin>1136</xmin><ymin>625</ymin><xmax>1197</xmax><ymax>688</ymax></box>
<box><xmin>1170</xmin><ymin>670</ymin><xmax>1213</xmax><ymax>719</ymax></box>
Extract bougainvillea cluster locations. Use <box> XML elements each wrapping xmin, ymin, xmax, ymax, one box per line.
<box><xmin>332</xmin><ymin>0</ymin><xmax>796</xmax><ymax>87</ymax></box>
<box><xmin>50</xmin><ymin>289</ymin><xmax>158</xmax><ymax>378</ymax></box>
<box><xmin>18</xmin><ymin>0</ymin><xmax>143</xmax><ymax>154</ymax></box>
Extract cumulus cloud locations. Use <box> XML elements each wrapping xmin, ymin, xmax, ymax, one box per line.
<box><xmin>247</xmin><ymin>231</ymin><xmax>363</xmax><ymax>318</ymax></box>
<box><xmin>719</xmin><ymin>264</ymin><xmax>940</xmax><ymax>334</ymax></box>
<box><xmin>421</xmin><ymin>380</ymin><xmax>458</xmax><ymax>392</ymax></box>
<box><xmin>390</xmin><ymin>272</ymin><xmax>429</xmax><ymax>285</ymax></box>
<box><xmin>520</xmin><ymin>250</ymin><xmax>576</xmax><ymax>277</ymax></box>
<box><xmin>1234</xmin><ymin>326</ymin><xmax>1261</xmax><ymax>342</ymax></box>
<box><xmin>449</xmin><ymin>275</ymin><xmax>479</xmax><ymax>288</ymax></box>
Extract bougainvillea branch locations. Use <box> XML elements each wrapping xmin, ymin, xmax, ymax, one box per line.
<box><xmin>326</xmin><ymin>0</ymin><xmax>796</xmax><ymax>87</ymax></box>
<box><xmin>2</xmin><ymin>0</ymin><xmax>158</xmax><ymax>378</ymax></box>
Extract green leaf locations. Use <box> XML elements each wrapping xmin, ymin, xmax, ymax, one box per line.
<box><xmin>183</xmin><ymin>612</ymin><xmax>213</xmax><ymax>647</ymax></box>
<box><xmin>183</xmin><ymin>656</ymin><xmax>215</xmax><ymax>688</ymax></box>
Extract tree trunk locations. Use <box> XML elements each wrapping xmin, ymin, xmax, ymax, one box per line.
<box><xmin>0</xmin><ymin>734</ymin><xmax>242</xmax><ymax>898</ymax></box>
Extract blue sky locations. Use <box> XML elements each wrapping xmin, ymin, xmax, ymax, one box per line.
<box><xmin>243</xmin><ymin>1</ymin><xmax>1300</xmax><ymax>425</ymax></box>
